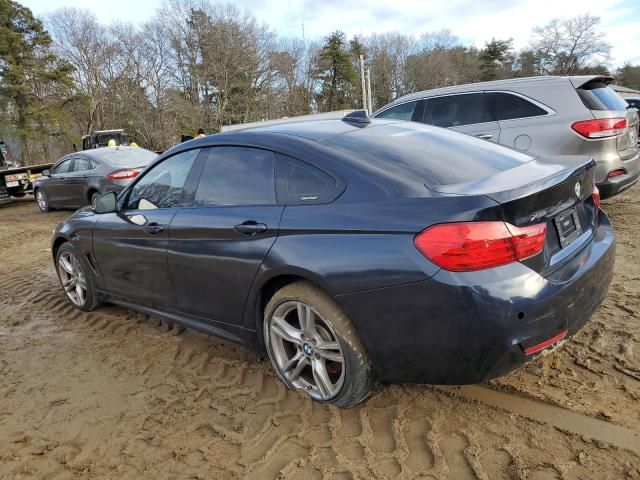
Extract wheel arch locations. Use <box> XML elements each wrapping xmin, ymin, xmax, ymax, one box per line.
<box><xmin>86</xmin><ymin>187</ymin><xmax>100</xmax><ymax>204</ymax></box>
<box><xmin>51</xmin><ymin>235</ymin><xmax>70</xmax><ymax>262</ymax></box>
<box><xmin>246</xmin><ymin>268</ymin><xmax>338</xmax><ymax>351</ymax></box>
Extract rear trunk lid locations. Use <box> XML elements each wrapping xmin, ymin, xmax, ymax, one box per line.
<box><xmin>429</xmin><ymin>155</ymin><xmax>598</xmax><ymax>274</ymax></box>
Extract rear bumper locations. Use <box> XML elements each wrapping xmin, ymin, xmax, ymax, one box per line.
<box><xmin>336</xmin><ymin>210</ymin><xmax>616</xmax><ymax>384</ymax></box>
<box><xmin>99</xmin><ymin>180</ymin><xmax>130</xmax><ymax>194</ymax></box>
<box><xmin>597</xmin><ymin>168</ymin><xmax>640</xmax><ymax>199</ymax></box>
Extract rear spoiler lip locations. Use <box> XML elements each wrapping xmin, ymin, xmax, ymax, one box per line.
<box><xmin>570</xmin><ymin>75</ymin><xmax>615</xmax><ymax>89</ymax></box>
<box><xmin>426</xmin><ymin>156</ymin><xmax>596</xmax><ymax>201</ymax></box>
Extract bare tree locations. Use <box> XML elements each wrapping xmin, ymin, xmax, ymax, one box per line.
<box><xmin>47</xmin><ymin>8</ymin><xmax>114</xmax><ymax>133</ymax></box>
<box><xmin>365</xmin><ymin>33</ymin><xmax>416</xmax><ymax>107</ymax></box>
<box><xmin>529</xmin><ymin>15</ymin><xmax>611</xmax><ymax>75</ymax></box>
<box><xmin>39</xmin><ymin>2</ymin><xmax>625</xmax><ymax>154</ymax></box>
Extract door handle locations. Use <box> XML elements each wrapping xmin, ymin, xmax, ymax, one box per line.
<box><xmin>475</xmin><ymin>134</ymin><xmax>493</xmax><ymax>140</ymax></box>
<box><xmin>234</xmin><ymin>220</ymin><xmax>267</xmax><ymax>236</ymax></box>
<box><xmin>143</xmin><ymin>222</ymin><xmax>165</xmax><ymax>234</ymax></box>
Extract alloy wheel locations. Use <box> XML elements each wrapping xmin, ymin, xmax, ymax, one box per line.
<box><xmin>267</xmin><ymin>300</ymin><xmax>345</xmax><ymax>401</ymax></box>
<box><xmin>57</xmin><ymin>251</ymin><xmax>87</xmax><ymax>307</ymax></box>
<box><xmin>36</xmin><ymin>190</ymin><xmax>47</xmax><ymax>211</ymax></box>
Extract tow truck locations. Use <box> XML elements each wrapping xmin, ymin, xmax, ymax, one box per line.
<box><xmin>82</xmin><ymin>129</ymin><xmax>129</xmax><ymax>149</ymax></box>
<box><xmin>0</xmin><ymin>141</ymin><xmax>53</xmax><ymax>204</ymax></box>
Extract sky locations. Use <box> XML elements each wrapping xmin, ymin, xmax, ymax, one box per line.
<box><xmin>21</xmin><ymin>0</ymin><xmax>640</xmax><ymax>67</ymax></box>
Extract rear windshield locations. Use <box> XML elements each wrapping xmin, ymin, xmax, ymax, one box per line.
<box><xmin>320</xmin><ymin>122</ymin><xmax>533</xmax><ymax>186</ymax></box>
<box><xmin>94</xmin><ymin>148</ymin><xmax>157</xmax><ymax>165</ymax></box>
<box><xmin>577</xmin><ymin>82</ymin><xmax>628</xmax><ymax>111</ymax></box>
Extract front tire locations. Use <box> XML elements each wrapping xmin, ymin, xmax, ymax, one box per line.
<box><xmin>35</xmin><ymin>189</ymin><xmax>50</xmax><ymax>212</ymax></box>
<box><xmin>56</xmin><ymin>243</ymin><xmax>99</xmax><ymax>312</ymax></box>
<box><xmin>264</xmin><ymin>281</ymin><xmax>375</xmax><ymax>408</ymax></box>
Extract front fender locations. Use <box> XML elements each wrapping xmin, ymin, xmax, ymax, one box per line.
<box><xmin>51</xmin><ymin>209</ymin><xmax>100</xmax><ymax>285</ymax></box>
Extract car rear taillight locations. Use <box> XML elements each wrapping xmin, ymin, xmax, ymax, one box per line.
<box><xmin>592</xmin><ymin>185</ymin><xmax>601</xmax><ymax>209</ymax></box>
<box><xmin>571</xmin><ymin>118</ymin><xmax>627</xmax><ymax>139</ymax></box>
<box><xmin>107</xmin><ymin>168</ymin><xmax>141</xmax><ymax>180</ymax></box>
<box><xmin>607</xmin><ymin>168</ymin><xmax>626</xmax><ymax>178</ymax></box>
<box><xmin>414</xmin><ymin>221</ymin><xmax>547</xmax><ymax>272</ymax></box>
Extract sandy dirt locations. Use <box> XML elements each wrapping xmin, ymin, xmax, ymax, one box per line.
<box><xmin>1</xmin><ymin>187</ymin><xmax>639</xmax><ymax>479</ymax></box>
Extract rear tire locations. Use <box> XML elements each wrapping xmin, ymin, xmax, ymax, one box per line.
<box><xmin>90</xmin><ymin>191</ymin><xmax>100</xmax><ymax>208</ymax></box>
<box><xmin>35</xmin><ymin>189</ymin><xmax>50</xmax><ymax>212</ymax></box>
<box><xmin>264</xmin><ymin>281</ymin><xmax>375</xmax><ymax>408</ymax></box>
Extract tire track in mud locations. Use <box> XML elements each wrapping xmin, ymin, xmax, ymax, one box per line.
<box><xmin>2</xmin><ymin>199</ymin><xmax>640</xmax><ymax>479</ymax></box>
<box><xmin>439</xmin><ymin>385</ymin><xmax>640</xmax><ymax>455</ymax></box>
<box><xmin>492</xmin><ymin>184</ymin><xmax>640</xmax><ymax>431</ymax></box>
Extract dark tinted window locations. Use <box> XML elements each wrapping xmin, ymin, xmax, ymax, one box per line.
<box><xmin>375</xmin><ymin>101</ymin><xmax>417</xmax><ymax>121</ymax></box>
<box><xmin>321</xmin><ymin>123</ymin><xmax>532</xmax><ymax>186</ymax></box>
<box><xmin>127</xmin><ymin>149</ymin><xmax>199</xmax><ymax>210</ymax></box>
<box><xmin>73</xmin><ymin>157</ymin><xmax>91</xmax><ymax>172</ymax></box>
<box><xmin>422</xmin><ymin>93</ymin><xmax>494</xmax><ymax>128</ymax></box>
<box><xmin>53</xmin><ymin>158</ymin><xmax>73</xmax><ymax>174</ymax></box>
<box><xmin>284</xmin><ymin>156</ymin><xmax>334</xmax><ymax>202</ymax></box>
<box><xmin>486</xmin><ymin>92</ymin><xmax>548</xmax><ymax>120</ymax></box>
<box><xmin>577</xmin><ymin>82</ymin><xmax>628</xmax><ymax>111</ymax></box>
<box><xmin>194</xmin><ymin>147</ymin><xmax>275</xmax><ymax>206</ymax></box>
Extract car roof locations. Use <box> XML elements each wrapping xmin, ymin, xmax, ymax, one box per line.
<box><xmin>221</xmin><ymin>118</ymin><xmax>401</xmax><ymax>141</ymax></box>
<box><xmin>165</xmin><ymin>118</ymin><xmax>534</xmax><ymax>197</ymax></box>
<box><xmin>171</xmin><ymin>118</ymin><xmax>402</xmax><ymax>148</ymax></box>
<box><xmin>377</xmin><ymin>75</ymin><xmax>613</xmax><ymax>111</ymax></box>
<box><xmin>81</xmin><ymin>146</ymin><xmax>152</xmax><ymax>158</ymax></box>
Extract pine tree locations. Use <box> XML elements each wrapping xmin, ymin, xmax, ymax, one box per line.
<box><xmin>0</xmin><ymin>0</ymin><xmax>74</xmax><ymax>163</ymax></box>
<box><xmin>479</xmin><ymin>38</ymin><xmax>513</xmax><ymax>81</ymax></box>
<box><xmin>316</xmin><ymin>31</ymin><xmax>357</xmax><ymax>111</ymax></box>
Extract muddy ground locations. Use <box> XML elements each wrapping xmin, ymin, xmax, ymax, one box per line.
<box><xmin>0</xmin><ymin>186</ymin><xmax>639</xmax><ymax>479</ymax></box>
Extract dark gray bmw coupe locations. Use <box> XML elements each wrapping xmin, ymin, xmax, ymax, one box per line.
<box><xmin>50</xmin><ymin>116</ymin><xmax>615</xmax><ymax>407</ymax></box>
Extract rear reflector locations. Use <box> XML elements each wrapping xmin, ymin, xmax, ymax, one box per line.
<box><xmin>571</xmin><ymin>118</ymin><xmax>627</xmax><ymax>139</ymax></box>
<box><xmin>607</xmin><ymin>168</ymin><xmax>626</xmax><ymax>178</ymax></box>
<box><xmin>414</xmin><ymin>221</ymin><xmax>547</xmax><ymax>272</ymax></box>
<box><xmin>593</xmin><ymin>185</ymin><xmax>601</xmax><ymax>209</ymax></box>
<box><xmin>107</xmin><ymin>168</ymin><xmax>141</xmax><ymax>180</ymax></box>
<box><xmin>523</xmin><ymin>329</ymin><xmax>568</xmax><ymax>355</ymax></box>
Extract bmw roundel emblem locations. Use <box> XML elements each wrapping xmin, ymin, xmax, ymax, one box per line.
<box><xmin>574</xmin><ymin>182</ymin><xmax>582</xmax><ymax>198</ymax></box>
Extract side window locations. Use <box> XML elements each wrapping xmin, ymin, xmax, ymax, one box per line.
<box><xmin>486</xmin><ymin>92</ymin><xmax>548</xmax><ymax>121</ymax></box>
<box><xmin>194</xmin><ymin>147</ymin><xmax>275</xmax><ymax>206</ymax></box>
<box><xmin>282</xmin><ymin>155</ymin><xmax>335</xmax><ymax>203</ymax></box>
<box><xmin>53</xmin><ymin>158</ymin><xmax>73</xmax><ymax>174</ymax></box>
<box><xmin>127</xmin><ymin>149</ymin><xmax>199</xmax><ymax>210</ymax></box>
<box><xmin>375</xmin><ymin>101</ymin><xmax>417</xmax><ymax>121</ymax></box>
<box><xmin>423</xmin><ymin>93</ymin><xmax>494</xmax><ymax>128</ymax></box>
<box><xmin>73</xmin><ymin>157</ymin><xmax>91</xmax><ymax>172</ymax></box>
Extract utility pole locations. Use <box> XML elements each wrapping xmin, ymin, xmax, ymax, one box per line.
<box><xmin>359</xmin><ymin>55</ymin><xmax>367</xmax><ymax>113</ymax></box>
<box><xmin>366</xmin><ymin>67</ymin><xmax>373</xmax><ymax>114</ymax></box>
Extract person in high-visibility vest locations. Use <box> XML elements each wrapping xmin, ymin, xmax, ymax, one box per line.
<box><xmin>195</xmin><ymin>128</ymin><xmax>205</xmax><ymax>139</ymax></box>
<box><xmin>107</xmin><ymin>139</ymin><xmax>117</xmax><ymax>147</ymax></box>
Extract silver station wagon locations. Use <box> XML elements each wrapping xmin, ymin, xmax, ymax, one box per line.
<box><xmin>373</xmin><ymin>75</ymin><xmax>639</xmax><ymax>198</ymax></box>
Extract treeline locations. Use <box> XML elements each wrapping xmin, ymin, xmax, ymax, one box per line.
<box><xmin>1</xmin><ymin>0</ymin><xmax>639</xmax><ymax>164</ymax></box>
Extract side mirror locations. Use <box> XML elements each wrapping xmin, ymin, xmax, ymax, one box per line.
<box><xmin>94</xmin><ymin>191</ymin><xmax>117</xmax><ymax>214</ymax></box>
<box><xmin>42</xmin><ymin>169</ymin><xmax>50</xmax><ymax>177</ymax></box>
